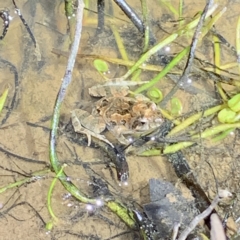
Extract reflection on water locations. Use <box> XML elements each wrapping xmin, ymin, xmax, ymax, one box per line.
<box><xmin>0</xmin><ymin>0</ymin><xmax>240</xmax><ymax>239</ymax></box>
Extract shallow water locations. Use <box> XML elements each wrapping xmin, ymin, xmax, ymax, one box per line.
<box><xmin>0</xmin><ymin>0</ymin><xmax>240</xmax><ymax>239</ymax></box>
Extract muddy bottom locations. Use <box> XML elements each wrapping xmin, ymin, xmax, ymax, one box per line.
<box><xmin>0</xmin><ymin>0</ymin><xmax>240</xmax><ymax>239</ymax></box>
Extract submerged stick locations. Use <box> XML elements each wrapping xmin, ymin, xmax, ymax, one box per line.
<box><xmin>114</xmin><ymin>0</ymin><xmax>144</xmax><ymax>33</ymax></box>
<box><xmin>0</xmin><ymin>10</ymin><xmax>10</xmax><ymax>40</ymax></box>
<box><xmin>49</xmin><ymin>0</ymin><xmax>96</xmax><ymax>204</ymax></box>
<box><xmin>96</xmin><ymin>0</ymin><xmax>105</xmax><ymax>34</ymax></box>
<box><xmin>12</xmin><ymin>0</ymin><xmax>36</xmax><ymax>47</ymax></box>
<box><xmin>141</xmin><ymin>0</ymin><xmax>150</xmax><ymax>52</ymax></box>
<box><xmin>161</xmin><ymin>0</ymin><xmax>214</xmax><ymax>106</ymax></box>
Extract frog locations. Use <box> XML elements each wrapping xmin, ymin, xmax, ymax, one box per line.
<box><xmin>71</xmin><ymin>80</ymin><xmax>163</xmax><ymax>146</ymax></box>
<box><xmin>71</xmin><ymin>108</ymin><xmax>114</xmax><ymax>147</ymax></box>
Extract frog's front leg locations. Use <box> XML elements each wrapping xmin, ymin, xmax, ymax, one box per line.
<box><xmin>71</xmin><ymin>112</ymin><xmax>93</xmax><ymax>146</ymax></box>
<box><xmin>71</xmin><ymin>109</ymin><xmax>113</xmax><ymax>147</ymax></box>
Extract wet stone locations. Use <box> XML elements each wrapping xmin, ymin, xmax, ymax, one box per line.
<box><xmin>143</xmin><ymin>178</ymin><xmax>199</xmax><ymax>239</ymax></box>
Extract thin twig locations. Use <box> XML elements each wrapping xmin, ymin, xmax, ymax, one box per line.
<box><xmin>50</xmin><ymin>0</ymin><xmax>84</xmax><ymax>164</ymax></box>
<box><xmin>49</xmin><ymin>0</ymin><xmax>96</xmax><ymax>204</ymax></box>
<box><xmin>141</xmin><ymin>0</ymin><xmax>150</xmax><ymax>52</ymax></box>
<box><xmin>161</xmin><ymin>0</ymin><xmax>213</xmax><ymax>107</ymax></box>
<box><xmin>0</xmin><ymin>10</ymin><xmax>10</xmax><ymax>40</ymax></box>
<box><xmin>113</xmin><ymin>0</ymin><xmax>144</xmax><ymax>33</ymax></box>
<box><xmin>96</xmin><ymin>0</ymin><xmax>105</xmax><ymax>34</ymax></box>
<box><xmin>12</xmin><ymin>0</ymin><xmax>36</xmax><ymax>47</ymax></box>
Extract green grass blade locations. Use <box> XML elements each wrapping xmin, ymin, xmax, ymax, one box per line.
<box><xmin>0</xmin><ymin>88</ymin><xmax>8</xmax><ymax>114</ymax></box>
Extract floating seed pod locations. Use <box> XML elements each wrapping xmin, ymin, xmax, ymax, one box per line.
<box><xmin>146</xmin><ymin>87</ymin><xmax>163</xmax><ymax>103</ymax></box>
<box><xmin>228</xmin><ymin>93</ymin><xmax>240</xmax><ymax>112</ymax></box>
<box><xmin>170</xmin><ymin>97</ymin><xmax>182</xmax><ymax>116</ymax></box>
<box><xmin>218</xmin><ymin>108</ymin><xmax>236</xmax><ymax>123</ymax></box>
<box><xmin>93</xmin><ymin>59</ymin><xmax>109</xmax><ymax>73</ymax></box>
<box><xmin>218</xmin><ymin>108</ymin><xmax>237</xmax><ymax>123</ymax></box>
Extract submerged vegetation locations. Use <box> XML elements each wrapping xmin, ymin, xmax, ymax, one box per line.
<box><xmin>1</xmin><ymin>0</ymin><xmax>240</xmax><ymax>239</ymax></box>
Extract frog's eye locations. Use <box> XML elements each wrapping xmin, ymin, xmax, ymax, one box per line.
<box><xmin>109</xmin><ymin>121</ymin><xmax>117</xmax><ymax>127</ymax></box>
<box><xmin>120</xmin><ymin>120</ymin><xmax>126</xmax><ymax>125</ymax></box>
